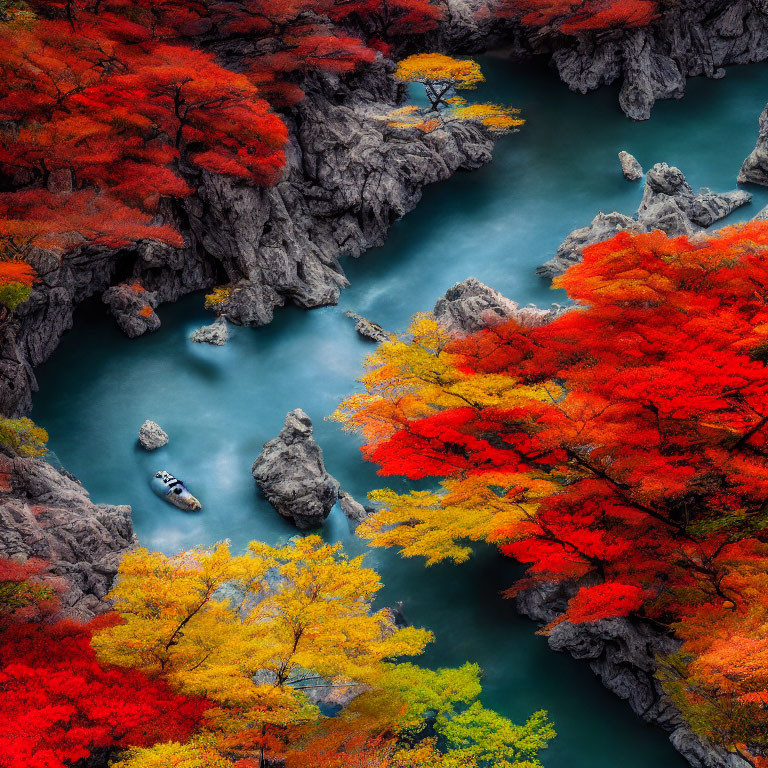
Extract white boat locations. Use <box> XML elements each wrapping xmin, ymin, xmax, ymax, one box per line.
<box><xmin>150</xmin><ymin>470</ymin><xmax>202</xmax><ymax>511</ymax></box>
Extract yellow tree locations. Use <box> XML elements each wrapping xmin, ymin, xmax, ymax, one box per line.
<box><xmin>93</xmin><ymin>537</ymin><xmax>432</xmax><ymax>765</ymax></box>
<box><xmin>391</xmin><ymin>54</ymin><xmax>524</xmax><ymax>135</ymax></box>
<box><xmin>395</xmin><ymin>54</ymin><xmax>484</xmax><ymax>111</ymax></box>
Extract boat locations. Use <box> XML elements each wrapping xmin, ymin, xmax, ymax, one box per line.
<box><xmin>150</xmin><ymin>470</ymin><xmax>202</xmax><ymax>511</ymax></box>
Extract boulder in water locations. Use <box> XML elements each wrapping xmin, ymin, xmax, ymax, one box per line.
<box><xmin>252</xmin><ymin>409</ymin><xmax>340</xmax><ymax>529</ymax></box>
<box><xmin>344</xmin><ymin>311</ymin><xmax>390</xmax><ymax>343</ymax></box>
<box><xmin>138</xmin><ymin>420</ymin><xmax>169</xmax><ymax>451</ymax></box>
<box><xmin>434</xmin><ymin>278</ymin><xmax>562</xmax><ymax>334</ymax></box>
<box><xmin>102</xmin><ymin>281</ymin><xmax>161</xmax><ymax>338</ymax></box>
<box><xmin>339</xmin><ymin>490</ymin><xmax>370</xmax><ymax>523</ymax></box>
<box><xmin>190</xmin><ymin>316</ymin><xmax>230</xmax><ymax>346</ymax></box>
<box><xmin>619</xmin><ymin>151</ymin><xmax>643</xmax><ymax>181</ymax></box>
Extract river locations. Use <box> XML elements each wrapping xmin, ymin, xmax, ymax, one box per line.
<box><xmin>32</xmin><ymin>57</ymin><xmax>768</xmax><ymax>768</ymax></box>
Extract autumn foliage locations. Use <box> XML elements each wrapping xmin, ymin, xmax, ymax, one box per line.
<box><xmin>0</xmin><ymin>558</ymin><xmax>210</xmax><ymax>768</ymax></box>
<box><xmin>92</xmin><ymin>536</ymin><xmax>554</xmax><ymax>768</ymax></box>
<box><xmin>391</xmin><ymin>55</ymin><xmax>524</xmax><ymax>135</ymax></box>
<box><xmin>334</xmin><ymin>222</ymin><xmax>768</xmax><ymax>763</ymax></box>
<box><xmin>0</xmin><ymin>0</ymin><xmax>444</xmax><ymax>258</ymax></box>
<box><xmin>483</xmin><ymin>0</ymin><xmax>660</xmax><ymax>34</ymax></box>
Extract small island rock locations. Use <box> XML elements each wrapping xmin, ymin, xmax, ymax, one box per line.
<box><xmin>539</xmin><ymin>163</ymin><xmax>752</xmax><ymax>278</ymax></box>
<box><xmin>339</xmin><ymin>490</ymin><xmax>370</xmax><ymax>523</ymax></box>
<box><xmin>252</xmin><ymin>409</ymin><xmax>340</xmax><ymax>530</ymax></box>
<box><xmin>619</xmin><ymin>151</ymin><xmax>643</xmax><ymax>181</ymax></box>
<box><xmin>138</xmin><ymin>420</ymin><xmax>169</xmax><ymax>451</ymax></box>
<box><xmin>190</xmin><ymin>316</ymin><xmax>230</xmax><ymax>346</ymax></box>
<box><xmin>344</xmin><ymin>311</ymin><xmax>390</xmax><ymax>343</ymax></box>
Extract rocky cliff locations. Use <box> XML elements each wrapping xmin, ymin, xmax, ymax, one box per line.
<box><xmin>0</xmin><ymin>451</ymin><xmax>135</xmax><ymax>621</ymax></box>
<box><xmin>437</xmin><ymin>0</ymin><xmax>768</xmax><ymax>121</ymax></box>
<box><xmin>0</xmin><ymin>59</ymin><xmax>493</xmax><ymax>418</ymax></box>
<box><xmin>516</xmin><ymin>580</ymin><xmax>749</xmax><ymax>768</ymax></box>
<box><xmin>740</xmin><ymin>102</ymin><xmax>768</xmax><ymax>186</ymax></box>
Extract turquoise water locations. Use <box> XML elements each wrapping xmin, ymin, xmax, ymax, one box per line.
<box><xmin>33</xmin><ymin>58</ymin><xmax>768</xmax><ymax>767</ymax></box>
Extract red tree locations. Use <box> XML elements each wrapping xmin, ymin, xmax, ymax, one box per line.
<box><xmin>0</xmin><ymin>618</ymin><xmax>210</xmax><ymax>768</ymax></box>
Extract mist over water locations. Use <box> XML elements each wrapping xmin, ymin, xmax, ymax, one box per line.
<box><xmin>34</xmin><ymin>57</ymin><xmax>768</xmax><ymax>768</ymax></box>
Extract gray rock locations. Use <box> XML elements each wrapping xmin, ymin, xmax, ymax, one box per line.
<box><xmin>252</xmin><ymin>409</ymin><xmax>340</xmax><ymax>529</ymax></box>
<box><xmin>619</xmin><ymin>151</ymin><xmax>644</xmax><ymax>181</ymax></box>
<box><xmin>753</xmin><ymin>204</ymin><xmax>768</xmax><ymax>221</ymax></box>
<box><xmin>739</xmin><ymin>104</ymin><xmax>768</xmax><ymax>186</ymax></box>
<box><xmin>0</xmin><ymin>451</ymin><xmax>135</xmax><ymax>621</ymax></box>
<box><xmin>539</xmin><ymin>163</ymin><xmax>752</xmax><ymax>278</ymax></box>
<box><xmin>0</xmin><ymin>61</ymin><xmax>495</xmax><ymax>417</ymax></box>
<box><xmin>517</xmin><ymin>582</ymin><xmax>750</xmax><ymax>768</ymax></box>
<box><xmin>344</xmin><ymin>311</ymin><xmax>390</xmax><ymax>343</ymax></box>
<box><xmin>434</xmin><ymin>277</ymin><xmax>562</xmax><ymax>334</ymax></box>
<box><xmin>435</xmin><ymin>0</ymin><xmax>768</xmax><ymax>122</ymax></box>
<box><xmin>190</xmin><ymin>315</ymin><xmax>230</xmax><ymax>346</ymax></box>
<box><xmin>138</xmin><ymin>420</ymin><xmax>169</xmax><ymax>451</ymax></box>
<box><xmin>542</xmin><ymin>212</ymin><xmax>639</xmax><ymax>279</ymax></box>
<box><xmin>339</xmin><ymin>490</ymin><xmax>370</xmax><ymax>523</ymax></box>
<box><xmin>102</xmin><ymin>281</ymin><xmax>161</xmax><ymax>338</ymax></box>
<box><xmin>549</xmin><ymin>1</ymin><xmax>768</xmax><ymax>121</ymax></box>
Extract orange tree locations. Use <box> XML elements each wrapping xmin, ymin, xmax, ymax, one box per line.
<box><xmin>333</xmin><ymin>222</ymin><xmax>768</xmax><ymax>764</ymax></box>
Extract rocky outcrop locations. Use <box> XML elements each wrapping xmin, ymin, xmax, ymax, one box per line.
<box><xmin>192</xmin><ymin>64</ymin><xmax>493</xmax><ymax>327</ymax></box>
<box><xmin>435</xmin><ymin>0</ymin><xmax>768</xmax><ymax>122</ymax></box>
<box><xmin>138</xmin><ymin>420</ymin><xmax>169</xmax><ymax>451</ymax></box>
<box><xmin>739</xmin><ymin>103</ymin><xmax>768</xmax><ymax>186</ymax></box>
<box><xmin>516</xmin><ymin>582</ymin><xmax>749</xmax><ymax>768</ymax></box>
<box><xmin>252</xmin><ymin>409</ymin><xmax>340</xmax><ymax>529</ymax></box>
<box><xmin>552</xmin><ymin>1</ymin><xmax>768</xmax><ymax>121</ymax></box>
<box><xmin>0</xmin><ymin>60</ymin><xmax>494</xmax><ymax>418</ymax></box>
<box><xmin>434</xmin><ymin>277</ymin><xmax>564</xmax><ymax>333</ymax></box>
<box><xmin>102</xmin><ymin>281</ymin><xmax>161</xmax><ymax>338</ymax></box>
<box><xmin>345</xmin><ymin>311</ymin><xmax>390</xmax><ymax>343</ymax></box>
<box><xmin>339</xmin><ymin>490</ymin><xmax>371</xmax><ymax>523</ymax></box>
<box><xmin>619</xmin><ymin>151</ymin><xmax>644</xmax><ymax>181</ymax></box>
<box><xmin>190</xmin><ymin>316</ymin><xmax>230</xmax><ymax>346</ymax></box>
<box><xmin>0</xmin><ymin>451</ymin><xmax>135</xmax><ymax>621</ymax></box>
<box><xmin>538</xmin><ymin>162</ymin><xmax>752</xmax><ymax>278</ymax></box>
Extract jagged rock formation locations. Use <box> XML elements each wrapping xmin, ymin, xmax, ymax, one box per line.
<box><xmin>193</xmin><ymin>65</ymin><xmax>493</xmax><ymax>326</ymax></box>
<box><xmin>102</xmin><ymin>281</ymin><xmax>161</xmax><ymax>338</ymax></box>
<box><xmin>538</xmin><ymin>162</ymin><xmax>752</xmax><ymax>278</ymax></box>
<box><xmin>516</xmin><ymin>582</ymin><xmax>749</xmax><ymax>768</ymax></box>
<box><xmin>0</xmin><ymin>61</ymin><xmax>493</xmax><ymax>418</ymax></box>
<box><xmin>339</xmin><ymin>490</ymin><xmax>370</xmax><ymax>523</ymax></box>
<box><xmin>555</xmin><ymin>1</ymin><xmax>768</xmax><ymax>121</ymax></box>
<box><xmin>190</xmin><ymin>316</ymin><xmax>230</xmax><ymax>346</ymax></box>
<box><xmin>619</xmin><ymin>151</ymin><xmax>643</xmax><ymax>181</ymax></box>
<box><xmin>434</xmin><ymin>277</ymin><xmax>564</xmax><ymax>333</ymax></box>
<box><xmin>0</xmin><ymin>451</ymin><xmax>135</xmax><ymax>621</ymax></box>
<box><xmin>138</xmin><ymin>420</ymin><xmax>169</xmax><ymax>451</ymax></box>
<box><xmin>252</xmin><ymin>409</ymin><xmax>340</xmax><ymax>529</ymax></box>
<box><xmin>739</xmin><ymin>103</ymin><xmax>768</xmax><ymax>186</ymax></box>
<box><xmin>344</xmin><ymin>311</ymin><xmax>390</xmax><ymax>343</ymax></box>
<box><xmin>436</xmin><ymin>0</ymin><xmax>768</xmax><ymax>121</ymax></box>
